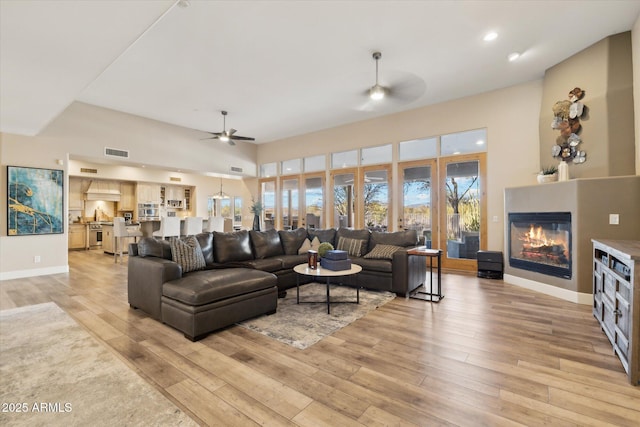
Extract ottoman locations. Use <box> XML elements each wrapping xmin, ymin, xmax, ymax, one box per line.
<box><xmin>161</xmin><ymin>268</ymin><xmax>277</xmax><ymax>341</ymax></box>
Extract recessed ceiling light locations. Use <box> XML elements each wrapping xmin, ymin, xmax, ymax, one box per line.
<box><xmin>483</xmin><ymin>32</ymin><xmax>498</xmax><ymax>42</ymax></box>
<box><xmin>507</xmin><ymin>52</ymin><xmax>520</xmax><ymax>62</ymax></box>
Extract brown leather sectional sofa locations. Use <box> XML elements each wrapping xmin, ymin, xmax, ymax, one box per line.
<box><xmin>127</xmin><ymin>227</ymin><xmax>426</xmax><ymax>341</ymax></box>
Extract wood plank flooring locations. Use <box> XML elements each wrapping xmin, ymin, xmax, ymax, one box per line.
<box><xmin>2</xmin><ymin>249</ymin><xmax>640</xmax><ymax>426</ymax></box>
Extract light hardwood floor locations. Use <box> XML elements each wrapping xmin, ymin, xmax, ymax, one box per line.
<box><xmin>2</xmin><ymin>249</ymin><xmax>640</xmax><ymax>426</ymax></box>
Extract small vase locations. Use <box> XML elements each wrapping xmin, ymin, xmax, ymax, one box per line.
<box><xmin>252</xmin><ymin>214</ymin><xmax>260</xmax><ymax>231</ymax></box>
<box><xmin>558</xmin><ymin>161</ymin><xmax>569</xmax><ymax>181</ymax></box>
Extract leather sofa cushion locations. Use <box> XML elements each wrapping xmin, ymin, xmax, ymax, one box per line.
<box><xmin>163</xmin><ymin>268</ymin><xmax>276</xmax><ymax>306</ymax></box>
<box><xmin>213</xmin><ymin>230</ymin><xmax>254</xmax><ymax>263</ymax></box>
<box><xmin>194</xmin><ymin>232</ymin><xmax>214</xmax><ymax>264</ymax></box>
<box><xmin>278</xmin><ymin>228</ymin><xmax>308</xmax><ymax>255</ymax></box>
<box><xmin>242</xmin><ymin>258</ymin><xmax>284</xmax><ymax>273</ymax></box>
<box><xmin>308</xmin><ymin>228</ymin><xmax>336</xmax><ymax>246</ymax></box>
<box><xmin>370</xmin><ymin>229</ymin><xmax>418</xmax><ymax>249</ymax></box>
<box><xmin>276</xmin><ymin>254</ymin><xmax>308</xmax><ymax>269</ymax></box>
<box><xmin>137</xmin><ymin>237</ymin><xmax>172</xmax><ymax>260</ymax></box>
<box><xmin>352</xmin><ymin>257</ymin><xmax>393</xmax><ymax>273</ymax></box>
<box><xmin>250</xmin><ymin>228</ymin><xmax>284</xmax><ymax>259</ymax></box>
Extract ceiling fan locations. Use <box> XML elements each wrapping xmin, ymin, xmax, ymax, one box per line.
<box><xmin>202</xmin><ymin>111</ymin><xmax>255</xmax><ymax>145</ymax></box>
<box><xmin>356</xmin><ymin>51</ymin><xmax>426</xmax><ymax>111</ymax></box>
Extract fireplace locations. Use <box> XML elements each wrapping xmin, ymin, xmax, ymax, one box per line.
<box><xmin>508</xmin><ymin>212</ymin><xmax>572</xmax><ymax>279</ymax></box>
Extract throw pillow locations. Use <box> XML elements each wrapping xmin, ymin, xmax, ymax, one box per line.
<box><xmin>170</xmin><ymin>236</ymin><xmax>206</xmax><ymax>273</ymax></box>
<box><xmin>297</xmin><ymin>236</ymin><xmax>321</xmax><ymax>254</ymax></box>
<box><xmin>363</xmin><ymin>244</ymin><xmax>404</xmax><ymax>260</ymax></box>
<box><xmin>298</xmin><ymin>238</ymin><xmax>311</xmax><ymax>254</ymax></box>
<box><xmin>336</xmin><ymin>236</ymin><xmax>367</xmax><ymax>257</ymax></box>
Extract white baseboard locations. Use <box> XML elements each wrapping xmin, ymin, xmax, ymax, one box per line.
<box><xmin>0</xmin><ymin>265</ymin><xmax>69</xmax><ymax>281</ymax></box>
<box><xmin>503</xmin><ymin>274</ymin><xmax>592</xmax><ymax>305</ymax></box>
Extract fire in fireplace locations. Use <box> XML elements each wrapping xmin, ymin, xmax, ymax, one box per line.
<box><xmin>508</xmin><ymin>212</ymin><xmax>572</xmax><ymax>279</ymax></box>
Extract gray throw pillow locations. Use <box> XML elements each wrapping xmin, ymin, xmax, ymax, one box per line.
<box><xmin>170</xmin><ymin>236</ymin><xmax>206</xmax><ymax>273</ymax></box>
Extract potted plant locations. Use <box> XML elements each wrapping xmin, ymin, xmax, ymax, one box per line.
<box><xmin>537</xmin><ymin>165</ymin><xmax>558</xmax><ymax>184</ymax></box>
<box><xmin>250</xmin><ymin>198</ymin><xmax>263</xmax><ymax>231</ymax></box>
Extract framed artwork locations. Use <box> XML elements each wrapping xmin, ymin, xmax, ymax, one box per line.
<box><xmin>7</xmin><ymin>166</ymin><xmax>64</xmax><ymax>236</ymax></box>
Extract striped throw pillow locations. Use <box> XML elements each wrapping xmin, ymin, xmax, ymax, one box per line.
<box><xmin>170</xmin><ymin>236</ymin><xmax>206</xmax><ymax>273</ymax></box>
<box><xmin>337</xmin><ymin>236</ymin><xmax>367</xmax><ymax>257</ymax></box>
<box><xmin>363</xmin><ymin>244</ymin><xmax>403</xmax><ymax>260</ymax></box>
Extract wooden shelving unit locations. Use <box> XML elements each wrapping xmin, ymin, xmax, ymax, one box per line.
<box><xmin>592</xmin><ymin>239</ymin><xmax>640</xmax><ymax>385</ymax></box>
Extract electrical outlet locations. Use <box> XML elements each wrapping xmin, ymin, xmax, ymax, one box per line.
<box><xmin>609</xmin><ymin>214</ymin><xmax>620</xmax><ymax>225</ymax></box>
<box><xmin>34</xmin><ymin>255</ymin><xmax>41</xmax><ymax>263</ymax></box>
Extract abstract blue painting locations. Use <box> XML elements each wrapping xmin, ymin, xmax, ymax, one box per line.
<box><xmin>7</xmin><ymin>166</ymin><xmax>64</xmax><ymax>235</ymax></box>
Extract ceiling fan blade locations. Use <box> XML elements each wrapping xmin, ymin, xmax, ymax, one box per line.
<box><xmin>230</xmin><ymin>135</ymin><xmax>255</xmax><ymax>141</ymax></box>
<box><xmin>227</xmin><ymin>139</ymin><xmax>236</xmax><ymax>146</ymax></box>
<box><xmin>228</xmin><ymin>128</ymin><xmax>237</xmax><ymax>136</ymax></box>
<box><xmin>200</xmin><ymin>136</ymin><xmax>218</xmax><ymax>140</ymax></box>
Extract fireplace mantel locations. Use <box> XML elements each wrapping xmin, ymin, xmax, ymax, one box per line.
<box><xmin>504</xmin><ymin>176</ymin><xmax>640</xmax><ymax>304</ymax></box>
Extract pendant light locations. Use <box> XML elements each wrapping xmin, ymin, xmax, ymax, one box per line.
<box><xmin>211</xmin><ymin>179</ymin><xmax>229</xmax><ymax>199</ymax></box>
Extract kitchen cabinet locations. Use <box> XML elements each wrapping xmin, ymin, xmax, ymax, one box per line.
<box><xmin>137</xmin><ymin>183</ymin><xmax>161</xmax><ymax>204</ymax></box>
<box><xmin>69</xmin><ymin>178</ymin><xmax>84</xmax><ymax>210</ymax></box>
<box><xmin>119</xmin><ymin>182</ymin><xmax>136</xmax><ymax>211</ymax></box>
<box><xmin>592</xmin><ymin>239</ymin><xmax>640</xmax><ymax>385</ymax></box>
<box><xmin>68</xmin><ymin>224</ymin><xmax>87</xmax><ymax>250</ymax></box>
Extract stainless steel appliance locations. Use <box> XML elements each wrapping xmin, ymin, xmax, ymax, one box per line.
<box><xmin>88</xmin><ymin>222</ymin><xmax>103</xmax><ymax>248</ymax></box>
<box><xmin>138</xmin><ymin>203</ymin><xmax>159</xmax><ymax>220</ymax></box>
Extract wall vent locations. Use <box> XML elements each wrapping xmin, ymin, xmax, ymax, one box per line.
<box><xmin>170</xmin><ymin>176</ymin><xmax>182</xmax><ymax>182</ymax></box>
<box><xmin>230</xmin><ymin>166</ymin><xmax>243</xmax><ymax>173</ymax></box>
<box><xmin>104</xmin><ymin>147</ymin><xmax>129</xmax><ymax>158</ymax></box>
<box><xmin>80</xmin><ymin>168</ymin><xmax>98</xmax><ymax>174</ymax></box>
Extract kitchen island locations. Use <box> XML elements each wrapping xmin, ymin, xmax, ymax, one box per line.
<box><xmin>138</xmin><ymin>217</ymin><xmax>233</xmax><ymax>237</ymax></box>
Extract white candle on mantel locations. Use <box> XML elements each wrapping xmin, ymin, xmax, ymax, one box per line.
<box><xmin>558</xmin><ymin>162</ymin><xmax>569</xmax><ymax>181</ymax></box>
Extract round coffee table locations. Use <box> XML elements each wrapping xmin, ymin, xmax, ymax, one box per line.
<box><xmin>293</xmin><ymin>263</ymin><xmax>363</xmax><ymax>314</ymax></box>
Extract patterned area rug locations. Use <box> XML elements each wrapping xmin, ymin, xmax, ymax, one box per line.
<box><xmin>238</xmin><ymin>283</ymin><xmax>395</xmax><ymax>349</ymax></box>
<box><xmin>0</xmin><ymin>303</ymin><xmax>195</xmax><ymax>427</ymax></box>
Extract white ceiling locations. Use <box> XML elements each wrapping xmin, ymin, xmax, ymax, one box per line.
<box><xmin>2</xmin><ymin>0</ymin><xmax>639</xmax><ymax>144</ymax></box>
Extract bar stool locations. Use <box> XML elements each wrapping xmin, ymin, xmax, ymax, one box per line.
<box><xmin>152</xmin><ymin>217</ymin><xmax>181</xmax><ymax>240</ymax></box>
<box><xmin>183</xmin><ymin>217</ymin><xmax>203</xmax><ymax>236</ymax></box>
<box><xmin>204</xmin><ymin>216</ymin><xmax>225</xmax><ymax>232</ymax></box>
<box><xmin>113</xmin><ymin>217</ymin><xmax>143</xmax><ymax>263</ymax></box>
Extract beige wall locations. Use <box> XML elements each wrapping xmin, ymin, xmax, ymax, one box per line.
<box><xmin>634</xmin><ymin>16</ymin><xmax>640</xmax><ymax>175</ymax></box>
<box><xmin>257</xmin><ymin>80</ymin><xmax>544</xmax><ymax>253</ymax></box>
<box><xmin>540</xmin><ymin>32</ymin><xmax>635</xmax><ymax>178</ymax></box>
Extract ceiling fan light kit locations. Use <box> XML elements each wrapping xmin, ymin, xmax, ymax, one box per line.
<box><xmin>202</xmin><ymin>110</ymin><xmax>255</xmax><ymax>145</ymax></box>
<box><xmin>369</xmin><ymin>51</ymin><xmax>386</xmax><ymax>101</ymax></box>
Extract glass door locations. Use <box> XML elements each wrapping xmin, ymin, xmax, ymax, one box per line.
<box><xmin>302</xmin><ymin>174</ymin><xmax>324</xmax><ymax>229</ymax></box>
<box><xmin>361</xmin><ymin>165</ymin><xmax>391</xmax><ymax>232</ymax></box>
<box><xmin>259</xmin><ymin>179</ymin><xmax>276</xmax><ymax>230</ymax></box>
<box><xmin>398</xmin><ymin>159</ymin><xmax>437</xmax><ymax>247</ymax></box>
<box><xmin>438</xmin><ymin>153</ymin><xmax>487</xmax><ymax>270</ymax></box>
<box><xmin>280</xmin><ymin>176</ymin><xmax>299</xmax><ymax>230</ymax></box>
<box><xmin>330</xmin><ymin>168</ymin><xmax>358</xmax><ymax>228</ymax></box>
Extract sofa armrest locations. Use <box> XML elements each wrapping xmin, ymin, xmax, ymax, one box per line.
<box><xmin>127</xmin><ymin>256</ymin><xmax>182</xmax><ymax>320</ymax></box>
<box><xmin>390</xmin><ymin>248</ymin><xmax>427</xmax><ymax>296</ymax></box>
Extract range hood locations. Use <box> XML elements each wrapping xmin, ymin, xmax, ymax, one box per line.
<box><xmin>84</xmin><ymin>180</ymin><xmax>121</xmax><ymax>202</ymax></box>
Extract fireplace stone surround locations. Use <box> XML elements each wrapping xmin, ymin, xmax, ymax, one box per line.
<box><xmin>504</xmin><ymin>176</ymin><xmax>639</xmax><ymax>304</ymax></box>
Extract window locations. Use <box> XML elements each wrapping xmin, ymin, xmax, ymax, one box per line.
<box><xmin>399</xmin><ymin>137</ymin><xmax>438</xmax><ymax>161</ymax></box>
<box><xmin>260</xmin><ymin>162</ymin><xmax>278</xmax><ymax>178</ymax></box>
<box><xmin>304</xmin><ymin>175</ymin><xmax>324</xmax><ymax>229</ymax></box>
<box><xmin>220</xmin><ymin>199</ymin><xmax>232</xmax><ymax>218</ymax></box>
<box><xmin>233</xmin><ymin>196</ymin><xmax>242</xmax><ymax>223</ymax></box>
<box><xmin>331</xmin><ymin>150</ymin><xmax>358</xmax><ymax>169</ymax></box>
<box><xmin>260</xmin><ymin>180</ymin><xmax>276</xmax><ymax>230</ymax></box>
<box><xmin>361</xmin><ymin>144</ymin><xmax>392</xmax><ymax>165</ymax></box>
<box><xmin>304</xmin><ymin>155</ymin><xmax>326</xmax><ymax>172</ymax></box>
<box><xmin>440</xmin><ymin>129</ymin><xmax>487</xmax><ymax>156</ymax></box>
<box><xmin>281</xmin><ymin>158</ymin><xmax>301</xmax><ymax>175</ymax></box>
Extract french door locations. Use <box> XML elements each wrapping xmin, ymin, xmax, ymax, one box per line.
<box><xmin>439</xmin><ymin>153</ymin><xmax>487</xmax><ymax>271</ymax></box>
<box><xmin>399</xmin><ymin>153</ymin><xmax>486</xmax><ymax>271</ymax></box>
